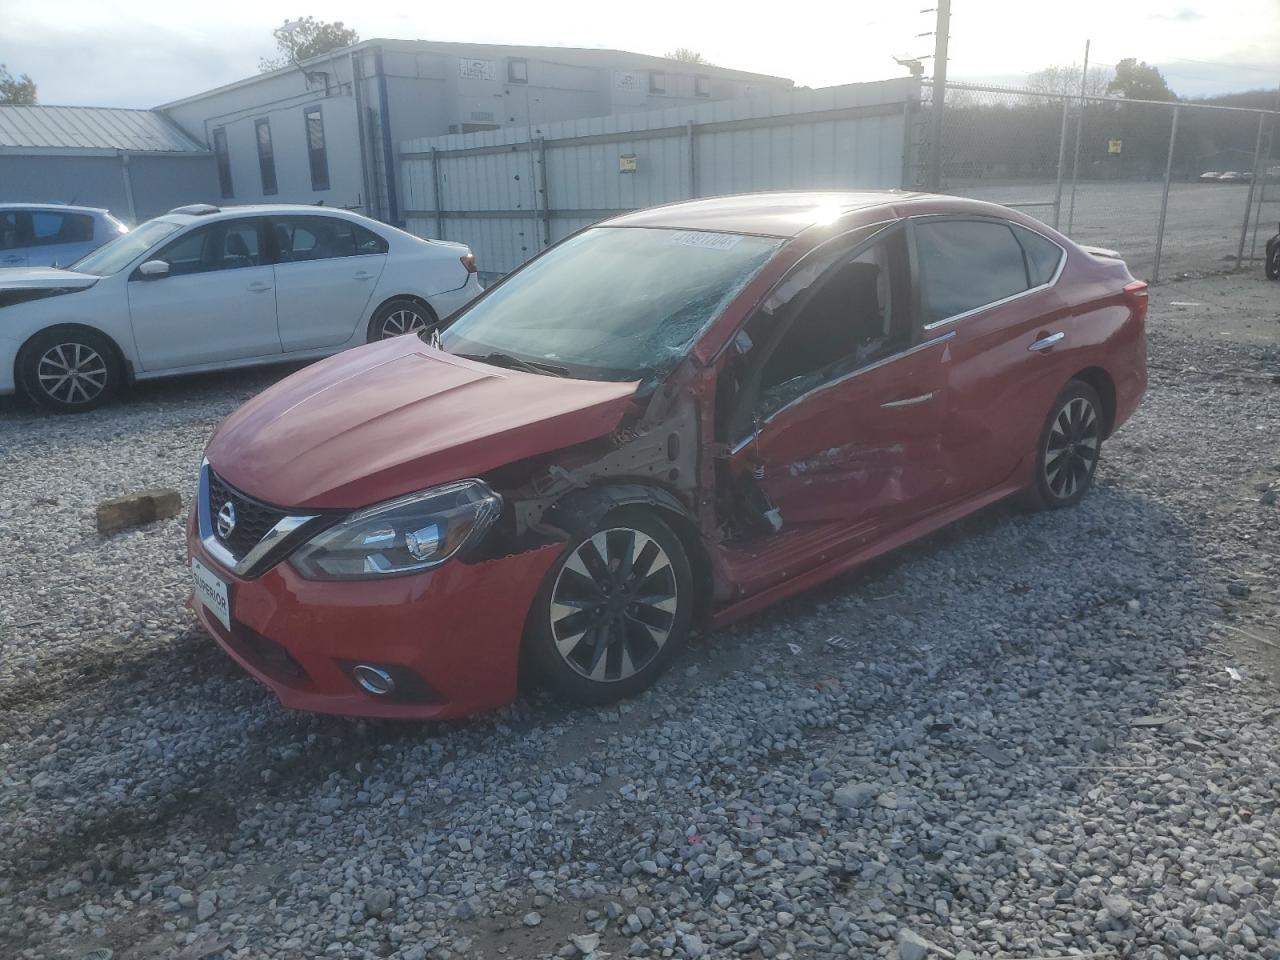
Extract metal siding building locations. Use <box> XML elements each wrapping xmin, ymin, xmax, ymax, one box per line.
<box><xmin>157</xmin><ymin>39</ymin><xmax>792</xmax><ymax>224</ymax></box>
<box><xmin>401</xmin><ymin>78</ymin><xmax>919</xmax><ymax>274</ymax></box>
<box><xmin>0</xmin><ymin>105</ymin><xmax>219</xmax><ymax>223</ymax></box>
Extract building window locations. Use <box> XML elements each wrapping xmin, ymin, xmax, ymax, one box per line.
<box><xmin>304</xmin><ymin>106</ymin><xmax>330</xmax><ymax>191</ymax></box>
<box><xmin>649</xmin><ymin>71</ymin><xmax>666</xmax><ymax>94</ymax></box>
<box><xmin>695</xmin><ymin>75</ymin><xmax>711</xmax><ymax>97</ymax></box>
<box><xmin>212</xmin><ymin>127</ymin><xmax>233</xmax><ymax>198</ymax></box>
<box><xmin>255</xmin><ymin>118</ymin><xmax>278</xmax><ymax>196</ymax></box>
<box><xmin>507</xmin><ymin>58</ymin><xmax>528</xmax><ymax>83</ymax></box>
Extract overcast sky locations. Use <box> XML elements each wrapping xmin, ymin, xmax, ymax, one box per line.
<box><xmin>1</xmin><ymin>0</ymin><xmax>1277</xmax><ymax>107</ymax></box>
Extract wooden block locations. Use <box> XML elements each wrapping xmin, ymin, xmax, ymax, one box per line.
<box><xmin>96</xmin><ymin>488</ymin><xmax>183</xmax><ymax>536</ymax></box>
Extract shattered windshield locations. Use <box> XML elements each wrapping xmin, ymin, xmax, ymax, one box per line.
<box><xmin>441</xmin><ymin>226</ymin><xmax>783</xmax><ymax>381</ymax></box>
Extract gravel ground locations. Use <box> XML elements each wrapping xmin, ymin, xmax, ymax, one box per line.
<box><xmin>1</xmin><ymin>277</ymin><xmax>1278</xmax><ymax>960</ymax></box>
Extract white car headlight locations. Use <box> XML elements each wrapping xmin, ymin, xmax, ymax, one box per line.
<box><xmin>290</xmin><ymin>479</ymin><xmax>502</xmax><ymax>580</ymax></box>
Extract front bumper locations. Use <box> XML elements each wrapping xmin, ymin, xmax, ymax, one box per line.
<box><xmin>186</xmin><ymin>508</ymin><xmax>559</xmax><ymax>719</ymax></box>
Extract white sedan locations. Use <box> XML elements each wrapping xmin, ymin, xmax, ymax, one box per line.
<box><xmin>0</xmin><ymin>204</ymin><xmax>483</xmax><ymax>411</ymax></box>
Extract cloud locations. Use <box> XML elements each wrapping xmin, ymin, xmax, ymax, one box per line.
<box><xmin>1151</xmin><ymin>6</ymin><xmax>1206</xmax><ymax>20</ymax></box>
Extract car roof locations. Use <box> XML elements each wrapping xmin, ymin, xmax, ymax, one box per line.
<box><xmin>598</xmin><ymin>190</ymin><xmax>1038</xmax><ymax>238</ymax></box>
<box><xmin>152</xmin><ymin>204</ymin><xmax>387</xmax><ymax>230</ymax></box>
<box><xmin>0</xmin><ymin>202</ymin><xmax>111</xmax><ymax>215</ymax></box>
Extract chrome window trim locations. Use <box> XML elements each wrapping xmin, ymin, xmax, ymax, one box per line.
<box><xmin>911</xmin><ymin>215</ymin><xmax>1068</xmax><ymax>332</ymax></box>
<box><xmin>198</xmin><ymin>460</ymin><xmax>319</xmax><ymax>578</ymax></box>
<box><xmin>728</xmin><ymin>330</ymin><xmax>957</xmax><ymax>455</ymax></box>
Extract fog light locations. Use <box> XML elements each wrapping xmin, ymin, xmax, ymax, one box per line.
<box><xmin>352</xmin><ymin>664</ymin><xmax>396</xmax><ymax>696</ymax></box>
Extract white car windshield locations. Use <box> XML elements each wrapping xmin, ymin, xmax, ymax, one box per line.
<box><xmin>70</xmin><ymin>220</ymin><xmax>183</xmax><ymax>276</ymax></box>
<box><xmin>441</xmin><ymin>227</ymin><xmax>782</xmax><ymax>381</ymax></box>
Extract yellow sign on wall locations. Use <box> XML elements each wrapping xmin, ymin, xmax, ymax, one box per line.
<box><xmin>1108</xmin><ymin>139</ymin><xmax>1123</xmax><ymax>155</ymax></box>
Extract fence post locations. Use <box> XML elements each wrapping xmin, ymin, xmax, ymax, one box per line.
<box><xmin>1236</xmin><ymin>113</ymin><xmax>1267</xmax><ymax>269</ymax></box>
<box><xmin>1066</xmin><ymin>40</ymin><xmax>1090</xmax><ymax>235</ymax></box>
<box><xmin>926</xmin><ymin>0</ymin><xmax>950</xmax><ymax>191</ymax></box>
<box><xmin>1052</xmin><ymin>98</ymin><xmax>1070</xmax><ymax>229</ymax></box>
<box><xmin>538</xmin><ymin>137</ymin><xmax>551</xmax><ymax>248</ymax></box>
<box><xmin>1152</xmin><ymin>105</ymin><xmax>1180</xmax><ymax>284</ymax></box>
<box><xmin>687</xmin><ymin>121</ymin><xmax>697</xmax><ymax>198</ymax></box>
<box><xmin>430</xmin><ymin>146</ymin><xmax>443</xmax><ymax>240</ymax></box>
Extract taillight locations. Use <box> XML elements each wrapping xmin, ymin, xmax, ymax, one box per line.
<box><xmin>460</xmin><ymin>254</ymin><xmax>477</xmax><ymax>274</ymax></box>
<box><xmin>1122</xmin><ymin>280</ymin><xmax>1149</xmax><ymax>325</ymax></box>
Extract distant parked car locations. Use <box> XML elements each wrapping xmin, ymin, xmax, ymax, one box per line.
<box><xmin>0</xmin><ymin>204</ymin><xmax>483</xmax><ymax>412</ymax></box>
<box><xmin>1198</xmin><ymin>171</ymin><xmax>1221</xmax><ymax>182</ymax></box>
<box><xmin>1266</xmin><ymin>166</ymin><xmax>1280</xmax><ymax>182</ymax></box>
<box><xmin>0</xmin><ymin>204</ymin><xmax>127</xmax><ymax>268</ymax></box>
<box><xmin>1217</xmin><ymin>171</ymin><xmax>1246</xmax><ymax>183</ymax></box>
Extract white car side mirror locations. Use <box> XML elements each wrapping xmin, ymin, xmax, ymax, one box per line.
<box><xmin>139</xmin><ymin>260</ymin><xmax>170</xmax><ymax>279</ymax></box>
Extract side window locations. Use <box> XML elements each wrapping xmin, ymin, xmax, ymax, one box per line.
<box><xmin>150</xmin><ymin>220</ymin><xmax>263</xmax><ymax>277</ymax></box>
<box><xmin>0</xmin><ymin>212</ymin><xmax>23</xmax><ymax>251</ymax></box>
<box><xmin>355</xmin><ymin>225</ymin><xmax>389</xmax><ymax>255</ymax></box>
<box><xmin>728</xmin><ymin>225</ymin><xmax>909</xmax><ymax>430</ymax></box>
<box><xmin>273</xmin><ymin>216</ymin><xmax>362</xmax><ymax>262</ymax></box>
<box><xmin>29</xmin><ymin>212</ymin><xmax>94</xmax><ymax>247</ymax></box>
<box><xmin>507</xmin><ymin>58</ymin><xmax>528</xmax><ymax>83</ymax></box>
<box><xmin>914</xmin><ymin>219</ymin><xmax>1030</xmax><ymax>325</ymax></box>
<box><xmin>1011</xmin><ymin>224</ymin><xmax>1064</xmax><ymax>287</ymax></box>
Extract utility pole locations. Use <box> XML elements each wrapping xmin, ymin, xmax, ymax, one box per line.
<box><xmin>927</xmin><ymin>0</ymin><xmax>951</xmax><ymax>191</ymax></box>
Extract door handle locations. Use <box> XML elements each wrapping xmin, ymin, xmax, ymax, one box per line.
<box><xmin>353</xmin><ymin>271</ymin><xmax>374</xmax><ymax>280</ymax></box>
<box><xmin>880</xmin><ymin>392</ymin><xmax>934</xmax><ymax>409</ymax></box>
<box><xmin>247</xmin><ymin>282</ymin><xmax>273</xmax><ymax>292</ymax></box>
<box><xmin>1028</xmin><ymin>331</ymin><xmax>1065</xmax><ymax>351</ymax></box>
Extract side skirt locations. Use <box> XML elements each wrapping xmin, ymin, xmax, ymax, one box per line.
<box><xmin>709</xmin><ymin>474</ymin><xmax>1028</xmax><ymax>629</ymax></box>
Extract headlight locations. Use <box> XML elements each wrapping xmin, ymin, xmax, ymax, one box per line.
<box><xmin>290</xmin><ymin>479</ymin><xmax>502</xmax><ymax>580</ymax></box>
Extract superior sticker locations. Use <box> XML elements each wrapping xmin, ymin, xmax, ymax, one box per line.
<box><xmin>670</xmin><ymin>231</ymin><xmax>743</xmax><ymax>251</ymax></box>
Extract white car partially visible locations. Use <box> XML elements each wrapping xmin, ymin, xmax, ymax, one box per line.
<box><xmin>0</xmin><ymin>204</ymin><xmax>483</xmax><ymax>412</ymax></box>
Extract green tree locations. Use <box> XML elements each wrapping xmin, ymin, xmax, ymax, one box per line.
<box><xmin>259</xmin><ymin>17</ymin><xmax>360</xmax><ymax>72</ymax></box>
<box><xmin>1107</xmin><ymin>58</ymin><xmax>1177</xmax><ymax>102</ymax></box>
<box><xmin>0</xmin><ymin>64</ymin><xmax>37</xmax><ymax>105</ymax></box>
<box><xmin>665</xmin><ymin>48</ymin><xmax>710</xmax><ymax>64</ymax></box>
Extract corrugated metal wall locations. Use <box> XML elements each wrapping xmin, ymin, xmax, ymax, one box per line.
<box><xmin>401</xmin><ymin>78</ymin><xmax>919</xmax><ymax>274</ymax></box>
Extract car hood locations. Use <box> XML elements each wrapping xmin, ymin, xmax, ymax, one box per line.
<box><xmin>0</xmin><ymin>266</ymin><xmax>100</xmax><ymax>290</ymax></box>
<box><xmin>206</xmin><ymin>336</ymin><xmax>641</xmax><ymax>510</ymax></box>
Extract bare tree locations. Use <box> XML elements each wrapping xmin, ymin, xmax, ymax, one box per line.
<box><xmin>665</xmin><ymin>48</ymin><xmax>710</xmax><ymax>65</ymax></box>
<box><xmin>1023</xmin><ymin>63</ymin><xmax>1113</xmax><ymax>100</ymax></box>
<box><xmin>259</xmin><ymin>17</ymin><xmax>360</xmax><ymax>72</ymax></box>
<box><xmin>0</xmin><ymin>64</ymin><xmax>37</xmax><ymax>105</ymax></box>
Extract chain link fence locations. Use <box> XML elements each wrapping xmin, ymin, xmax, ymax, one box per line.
<box><xmin>917</xmin><ymin>81</ymin><xmax>1280</xmax><ymax>281</ymax></box>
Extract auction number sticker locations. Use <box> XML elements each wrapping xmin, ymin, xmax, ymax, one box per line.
<box><xmin>670</xmin><ymin>231</ymin><xmax>743</xmax><ymax>251</ymax></box>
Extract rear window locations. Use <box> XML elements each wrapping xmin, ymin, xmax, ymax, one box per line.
<box><xmin>915</xmin><ymin>219</ymin><xmax>1030</xmax><ymax>325</ymax></box>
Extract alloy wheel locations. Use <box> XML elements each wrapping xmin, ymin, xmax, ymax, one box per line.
<box><xmin>379</xmin><ymin>308</ymin><xmax>430</xmax><ymax>339</ymax></box>
<box><xmin>37</xmin><ymin>342</ymin><xmax>108</xmax><ymax>405</ymax></box>
<box><xmin>549</xmin><ymin>527</ymin><xmax>679</xmax><ymax>683</ymax></box>
<box><xmin>1044</xmin><ymin>396</ymin><xmax>1099</xmax><ymax>499</ymax></box>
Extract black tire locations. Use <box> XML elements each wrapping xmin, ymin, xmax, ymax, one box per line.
<box><xmin>17</xmin><ymin>327</ymin><xmax>122</xmax><ymax>413</ymax></box>
<box><xmin>367</xmin><ymin>298</ymin><xmax>438</xmax><ymax>342</ymax></box>
<box><xmin>1265</xmin><ymin>234</ymin><xmax>1280</xmax><ymax>280</ymax></box>
<box><xmin>526</xmin><ymin>506</ymin><xmax>694</xmax><ymax>705</ymax></box>
<box><xmin>1027</xmin><ymin>380</ymin><xmax>1104</xmax><ymax>509</ymax></box>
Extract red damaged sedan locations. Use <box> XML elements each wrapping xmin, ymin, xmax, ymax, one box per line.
<box><xmin>188</xmin><ymin>191</ymin><xmax>1147</xmax><ymax>719</ymax></box>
